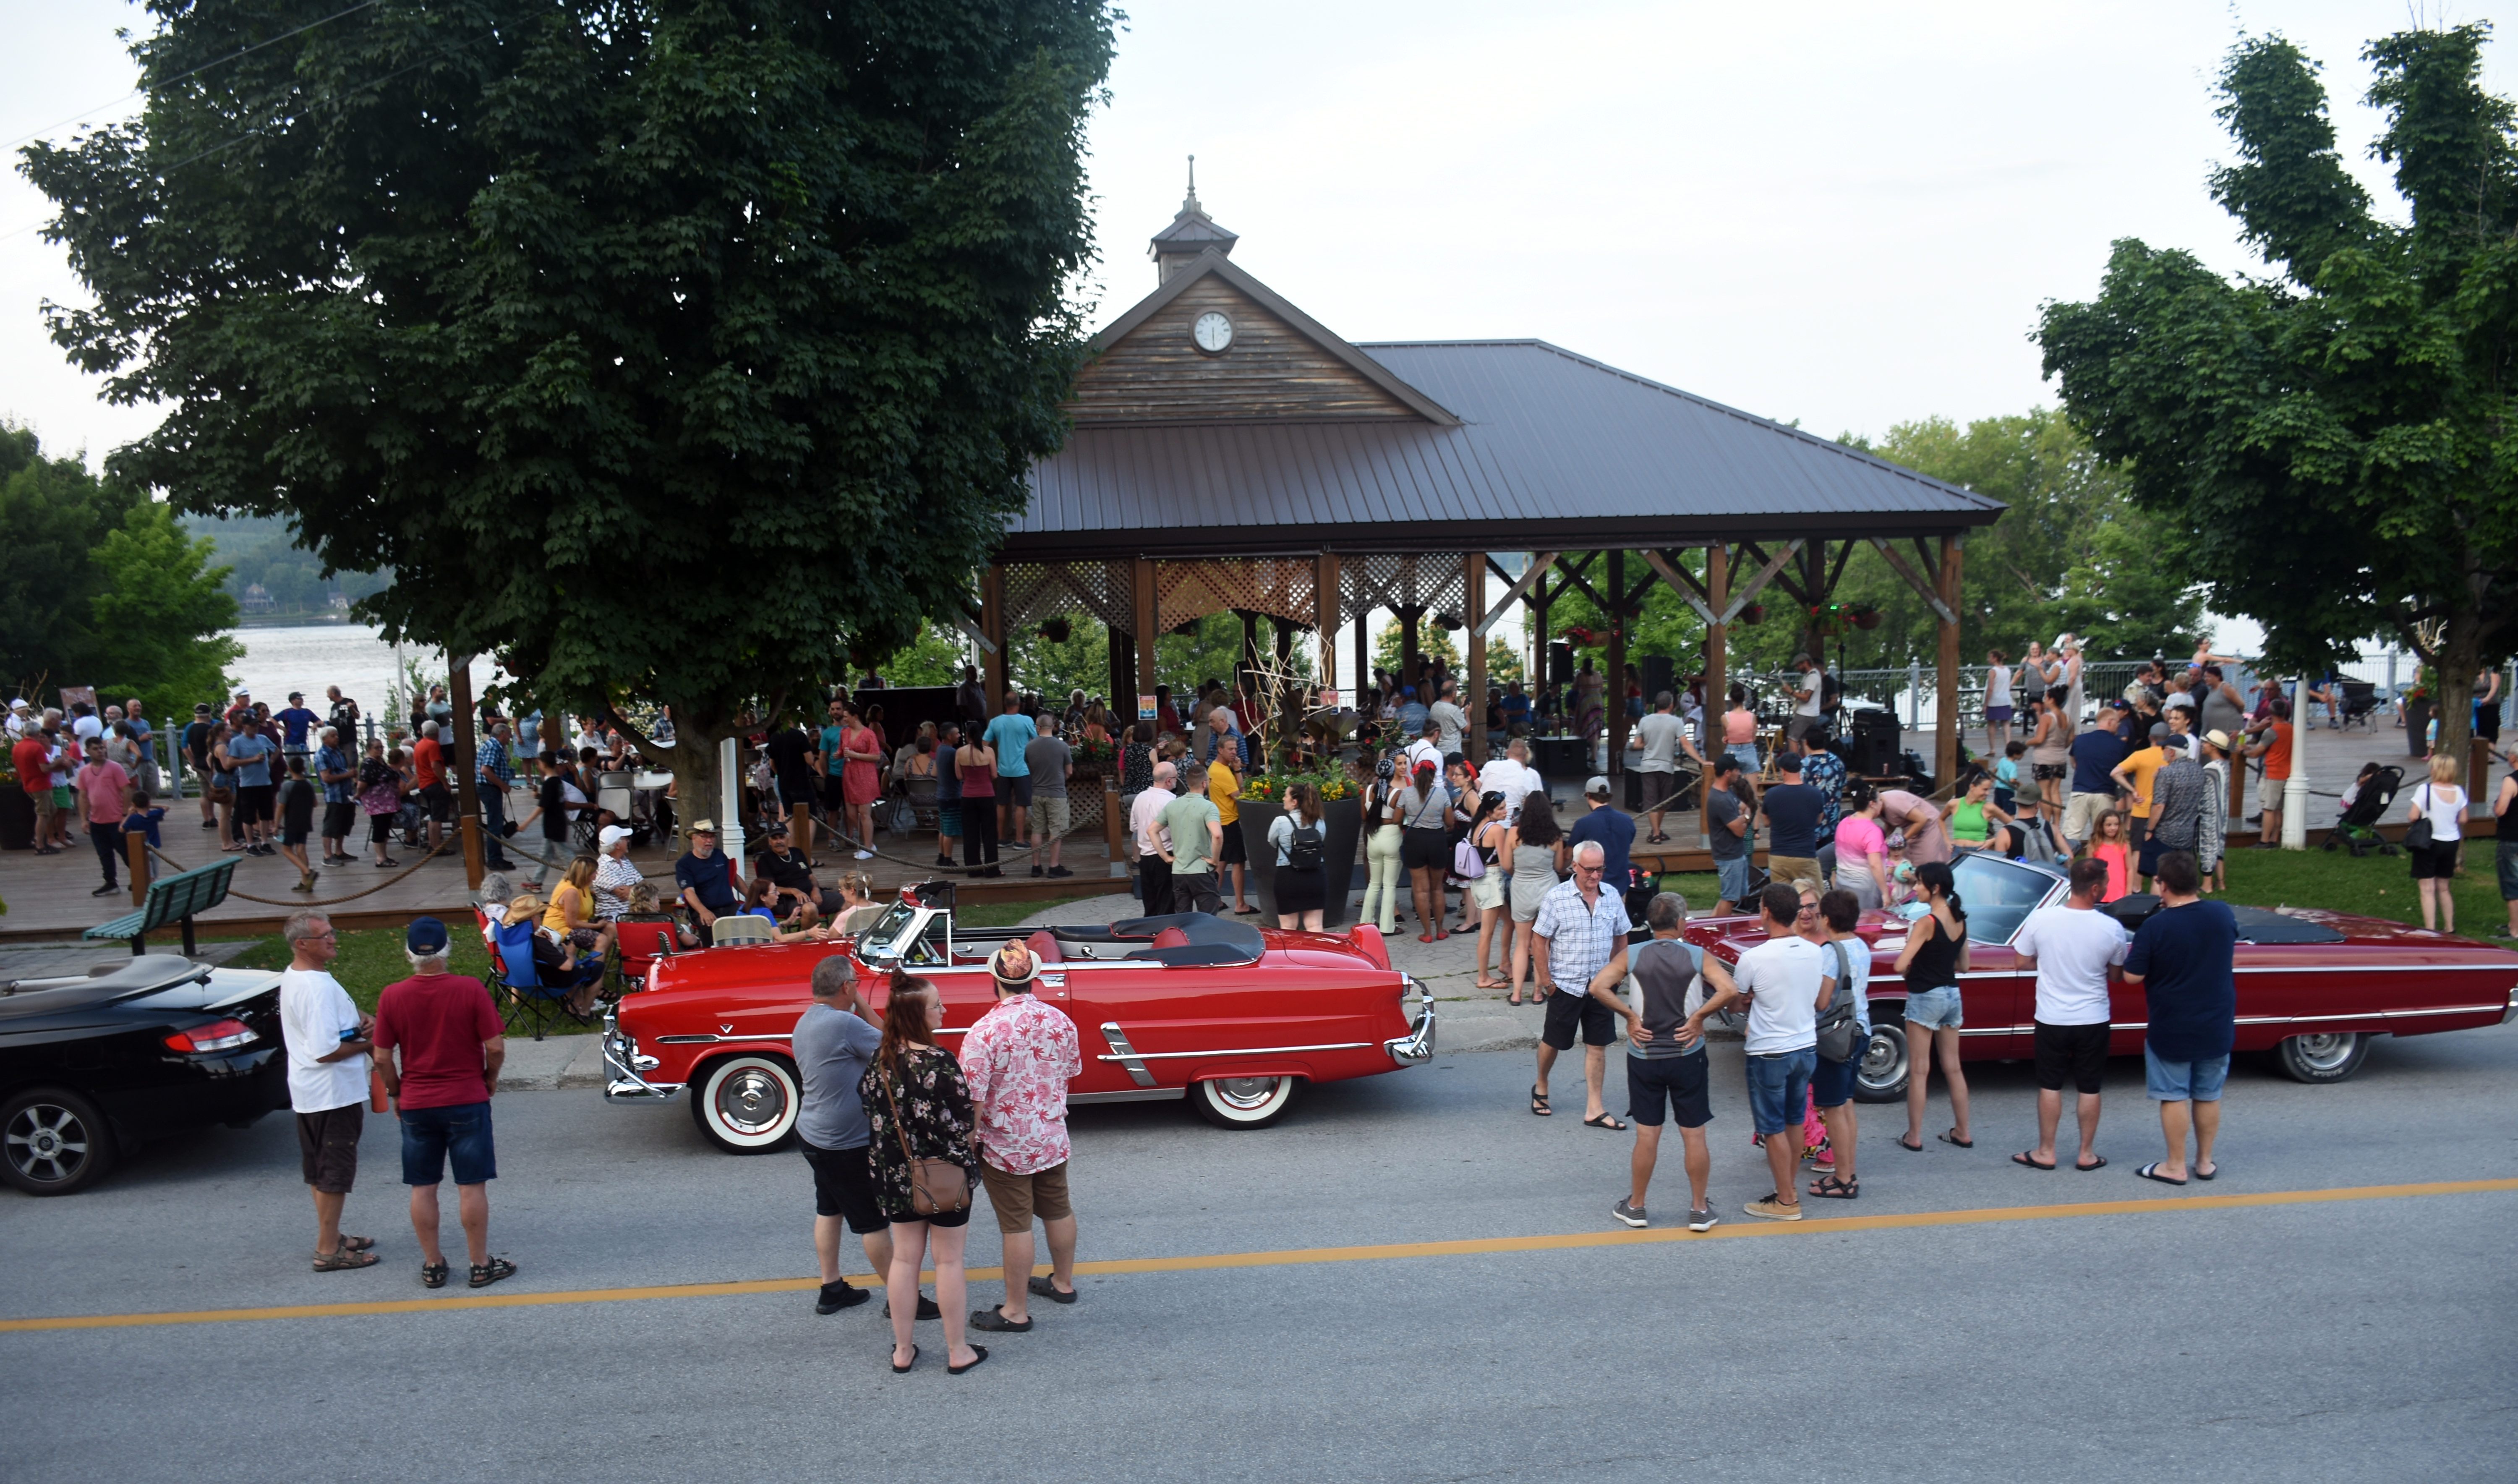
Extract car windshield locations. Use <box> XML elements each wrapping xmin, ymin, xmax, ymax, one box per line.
<box><xmin>1950</xmin><ymin>854</ymin><xmax>2059</xmax><ymax>946</ymax></box>
<box><xmin>856</xmin><ymin>901</ymin><xmax>921</xmax><ymax>959</ymax></box>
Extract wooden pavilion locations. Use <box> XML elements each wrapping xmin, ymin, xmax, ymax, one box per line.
<box><xmin>979</xmin><ymin>176</ymin><xmax>2006</xmax><ymax>794</ymax></box>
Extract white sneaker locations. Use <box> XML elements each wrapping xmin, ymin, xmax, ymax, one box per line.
<box><xmin>854</xmin><ymin>850</ymin><xmax>873</xmax><ymax>860</ymax></box>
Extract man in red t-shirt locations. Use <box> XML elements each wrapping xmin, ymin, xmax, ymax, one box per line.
<box><xmin>410</xmin><ymin>721</ymin><xmax>449</xmax><ymax>854</ymax></box>
<box><xmin>2245</xmin><ymin>698</ymin><xmax>2296</xmax><ymax>848</ymax></box>
<box><xmin>73</xmin><ymin>737</ymin><xmax>133</xmax><ymax>896</ymax></box>
<box><xmin>10</xmin><ymin>726</ymin><xmax>59</xmax><ymax>857</ymax></box>
<box><xmin>372</xmin><ymin>917</ymin><xmax>515</xmax><ymax>1289</ymax></box>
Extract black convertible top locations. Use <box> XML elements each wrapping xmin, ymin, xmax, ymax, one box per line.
<box><xmin>2102</xmin><ymin>896</ymin><xmax>2346</xmax><ymax>945</ymax></box>
<box><xmin>1045</xmin><ymin>913</ymin><xmax>1267</xmax><ymax>966</ymax></box>
<box><xmin>0</xmin><ymin>955</ymin><xmax>212</xmax><ymax>1018</ymax></box>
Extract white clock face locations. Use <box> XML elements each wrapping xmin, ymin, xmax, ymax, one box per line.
<box><xmin>1191</xmin><ymin>311</ymin><xmax>1234</xmax><ymax>353</ymax></box>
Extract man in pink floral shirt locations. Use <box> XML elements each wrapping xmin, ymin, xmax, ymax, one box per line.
<box><xmin>964</xmin><ymin>941</ymin><xmax>1083</xmax><ymax>1332</ymax></box>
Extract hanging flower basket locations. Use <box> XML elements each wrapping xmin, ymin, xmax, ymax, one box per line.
<box><xmin>1849</xmin><ymin>605</ymin><xmax>1884</xmax><ymax>631</ymax></box>
<box><xmin>1037</xmin><ymin>616</ymin><xmax>1072</xmax><ymax>644</ymax></box>
<box><xmin>1737</xmin><ymin>603</ymin><xmax>1766</xmax><ymax>626</ymax></box>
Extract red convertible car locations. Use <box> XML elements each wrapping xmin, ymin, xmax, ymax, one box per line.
<box><xmin>1689</xmin><ymin>853</ymin><xmax>2518</xmax><ymax>1102</ymax></box>
<box><xmin>603</xmin><ymin>882</ymin><xmax>1436</xmax><ymax>1151</ymax></box>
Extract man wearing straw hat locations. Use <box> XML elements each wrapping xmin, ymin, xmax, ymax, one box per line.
<box><xmin>964</xmin><ymin>941</ymin><xmax>1083</xmax><ymax>1332</ymax></box>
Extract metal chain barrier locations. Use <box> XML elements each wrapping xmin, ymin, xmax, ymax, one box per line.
<box><xmin>146</xmin><ymin>833</ymin><xmax>459</xmax><ymax>908</ymax></box>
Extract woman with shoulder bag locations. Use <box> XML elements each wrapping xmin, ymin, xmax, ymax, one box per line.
<box><xmin>1808</xmin><ymin>889</ymin><xmax>1872</xmax><ymax>1200</ymax></box>
<box><xmin>1502</xmin><ymin>803</ymin><xmax>1563</xmax><ymax>1007</ymax></box>
<box><xmin>2405</xmin><ymin>752</ymin><xmax>2468</xmax><ymax>933</ymax></box>
<box><xmin>1460</xmin><ymin>790</ymin><xmax>1510</xmax><ymax>989</ymax></box>
<box><xmin>859</xmin><ymin>972</ymin><xmax>987</xmax><ymax>1376</ymax></box>
<box><xmin>1358</xmin><ymin>757</ymin><xmax>1406</xmax><ymax>937</ymax></box>
<box><xmin>1893</xmin><ymin>862</ymin><xmax>1972</xmax><ymax>1153</ymax></box>
<box><xmin>1396</xmin><ymin>760</ymin><xmax>1452</xmax><ymax>943</ymax></box>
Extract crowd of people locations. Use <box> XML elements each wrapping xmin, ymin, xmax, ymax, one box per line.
<box><xmin>273</xmin><ymin>905</ymin><xmax>1087</xmax><ymax>1377</ymax></box>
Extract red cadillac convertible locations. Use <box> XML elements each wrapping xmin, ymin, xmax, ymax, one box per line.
<box><xmin>603</xmin><ymin>883</ymin><xmax>1436</xmax><ymax>1151</ymax></box>
<box><xmin>1690</xmin><ymin>854</ymin><xmax>2518</xmax><ymax>1101</ymax></box>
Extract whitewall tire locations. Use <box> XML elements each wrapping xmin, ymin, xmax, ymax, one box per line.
<box><xmin>691</xmin><ymin>1054</ymin><xmax>801</xmax><ymax>1152</ymax></box>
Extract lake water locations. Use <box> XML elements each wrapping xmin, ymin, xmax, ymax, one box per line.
<box><xmin>224</xmin><ymin>623</ymin><xmax>508</xmax><ymax>726</ymax></box>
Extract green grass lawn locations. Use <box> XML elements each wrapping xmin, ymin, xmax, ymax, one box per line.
<box><xmin>1652</xmin><ymin>850</ymin><xmax>2513</xmax><ymax>937</ymax></box>
<box><xmin>222</xmin><ymin>927</ymin><xmax>512</xmax><ymax>1017</ymax></box>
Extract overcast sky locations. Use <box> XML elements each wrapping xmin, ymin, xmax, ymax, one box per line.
<box><xmin>4</xmin><ymin>1</ymin><xmax>2508</xmax><ymax>476</ymax></box>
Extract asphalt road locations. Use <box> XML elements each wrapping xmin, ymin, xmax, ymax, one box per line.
<box><xmin>5</xmin><ymin>1022</ymin><xmax>2516</xmax><ymax>1483</ymax></box>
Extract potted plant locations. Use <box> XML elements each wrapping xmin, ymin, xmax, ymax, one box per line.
<box><xmin>1235</xmin><ymin>769</ymin><xmax>1365</xmax><ymax>926</ymax></box>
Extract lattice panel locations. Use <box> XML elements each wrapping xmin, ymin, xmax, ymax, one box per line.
<box><xmin>1342</xmin><ymin>553</ymin><xmax>1464</xmax><ymax>620</ymax></box>
<box><xmin>1003</xmin><ymin>560</ymin><xmax>1133</xmax><ymax>636</ymax></box>
<box><xmin>1154</xmin><ymin>557</ymin><xmax>1319</xmax><ymax>630</ymax></box>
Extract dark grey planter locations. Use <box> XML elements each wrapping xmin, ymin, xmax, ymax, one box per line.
<box><xmin>0</xmin><ymin>786</ymin><xmax>31</xmax><ymax>850</ymax></box>
<box><xmin>2405</xmin><ymin>697</ymin><xmax>2432</xmax><ymax>758</ymax></box>
<box><xmin>1235</xmin><ymin>794</ymin><xmax>1365</xmax><ymax>927</ymax></box>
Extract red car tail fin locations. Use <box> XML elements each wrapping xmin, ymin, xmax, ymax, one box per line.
<box><xmin>1347</xmin><ymin>922</ymin><xmax>1391</xmax><ymax>970</ymax></box>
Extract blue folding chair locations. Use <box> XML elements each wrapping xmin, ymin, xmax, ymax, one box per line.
<box><xmin>492</xmin><ymin>918</ymin><xmax>600</xmax><ymax>1042</ymax></box>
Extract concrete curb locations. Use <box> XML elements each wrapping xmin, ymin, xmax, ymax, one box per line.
<box><xmin>497</xmin><ymin>1035</ymin><xmax>607</xmax><ymax>1091</ymax></box>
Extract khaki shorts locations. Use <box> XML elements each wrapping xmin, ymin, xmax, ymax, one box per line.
<box><xmin>982</xmin><ymin>1157</ymin><xmax>1072</xmax><ymax>1233</ymax></box>
<box><xmin>1029</xmin><ymin>794</ymin><xmax>1071</xmax><ymax>839</ymax></box>
<box><xmin>2063</xmin><ymin>790</ymin><xmax>2117</xmax><ymax>846</ymax></box>
<box><xmin>2258</xmin><ymin>774</ymin><xmax>2287</xmax><ymax>815</ymax></box>
<box><xmin>1767</xmin><ymin>855</ymin><xmax>1823</xmax><ymax>889</ymax></box>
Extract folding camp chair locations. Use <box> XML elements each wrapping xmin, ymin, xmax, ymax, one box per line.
<box><xmin>491</xmin><ymin>918</ymin><xmax>602</xmax><ymax>1041</ymax></box>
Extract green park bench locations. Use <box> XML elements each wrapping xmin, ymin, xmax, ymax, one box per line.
<box><xmin>84</xmin><ymin>858</ymin><xmax>238</xmax><ymax>957</ymax></box>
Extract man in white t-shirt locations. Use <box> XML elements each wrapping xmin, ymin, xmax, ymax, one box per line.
<box><xmin>1427</xmin><ymin>679</ymin><xmax>1470</xmax><ymax>758</ymax></box>
<box><xmin>277</xmin><ymin>909</ymin><xmax>382</xmax><ymax>1272</ymax></box>
<box><xmin>1627</xmin><ymin>691</ymin><xmax>1705</xmax><ymax>844</ymax></box>
<box><xmin>1404</xmin><ymin>718</ymin><xmax>1444</xmax><ymax>776</ymax></box>
<box><xmin>1699</xmin><ymin>882</ymin><xmax>1828</xmax><ymax>1222</ymax></box>
<box><xmin>1787</xmin><ymin>655</ymin><xmax>1824</xmax><ymax>743</ymax></box>
<box><xmin>1478</xmin><ymin>738</ymin><xmax>1543</xmax><ymax>825</ymax></box>
<box><xmin>2010</xmin><ymin>857</ymin><xmax>2130</xmax><ymax>1173</ymax></box>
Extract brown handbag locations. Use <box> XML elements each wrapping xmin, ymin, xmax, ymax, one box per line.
<box><xmin>881</xmin><ymin>1053</ymin><xmax>971</xmax><ymax>1216</ymax></box>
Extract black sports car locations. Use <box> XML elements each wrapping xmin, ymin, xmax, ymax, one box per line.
<box><xmin>1</xmin><ymin>955</ymin><xmax>290</xmax><ymax>1195</ymax></box>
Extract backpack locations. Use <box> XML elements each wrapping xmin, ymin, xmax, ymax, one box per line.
<box><xmin>1286</xmin><ymin>814</ymin><xmax>1324</xmax><ymax>871</ymax></box>
<box><xmin>1451</xmin><ymin>835</ymin><xmax>1486</xmax><ymax>879</ymax></box>
<box><xmin>1815</xmin><ymin>940</ymin><xmax>1863</xmax><ymax>1063</ymax></box>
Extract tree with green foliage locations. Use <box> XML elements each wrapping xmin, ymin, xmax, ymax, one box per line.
<box><xmin>2040</xmin><ymin>24</ymin><xmax>2518</xmax><ymax>783</ymax></box>
<box><xmin>0</xmin><ymin>425</ymin><xmax>239</xmax><ymax>717</ymax></box>
<box><xmin>23</xmin><ymin>0</ymin><xmax>1115</xmax><ymax>814</ymax></box>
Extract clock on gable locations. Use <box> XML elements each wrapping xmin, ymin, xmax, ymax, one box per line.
<box><xmin>1191</xmin><ymin>310</ymin><xmax>1234</xmax><ymax>355</ymax></box>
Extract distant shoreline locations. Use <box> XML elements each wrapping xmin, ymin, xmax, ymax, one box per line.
<box><xmin>231</xmin><ymin>613</ymin><xmax>360</xmax><ymax>629</ymax></box>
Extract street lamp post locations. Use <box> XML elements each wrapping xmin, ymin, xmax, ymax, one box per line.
<box><xmin>2282</xmin><ymin>674</ymin><xmax>2309</xmax><ymax>849</ymax></box>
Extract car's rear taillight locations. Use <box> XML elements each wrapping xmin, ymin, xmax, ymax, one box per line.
<box><xmin>164</xmin><ymin>1019</ymin><xmax>259</xmax><ymax>1053</ymax></box>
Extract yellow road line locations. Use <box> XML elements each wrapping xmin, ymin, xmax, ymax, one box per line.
<box><xmin>8</xmin><ymin>1176</ymin><xmax>2511</xmax><ymax>1335</ymax></box>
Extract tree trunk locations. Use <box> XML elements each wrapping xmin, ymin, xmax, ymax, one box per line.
<box><xmin>2432</xmin><ymin>609</ymin><xmax>2483</xmax><ymax>792</ymax></box>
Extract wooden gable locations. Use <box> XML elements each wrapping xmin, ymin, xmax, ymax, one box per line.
<box><xmin>1066</xmin><ymin>275</ymin><xmax>1429</xmax><ymax>426</ymax></box>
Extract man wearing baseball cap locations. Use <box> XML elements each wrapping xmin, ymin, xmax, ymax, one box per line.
<box><xmin>964</xmin><ymin>941</ymin><xmax>1083</xmax><ymax>1331</ymax></box>
<box><xmin>372</xmin><ymin>917</ymin><xmax>516</xmax><ymax>1290</ymax></box>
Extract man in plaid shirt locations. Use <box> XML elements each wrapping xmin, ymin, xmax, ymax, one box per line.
<box><xmin>1530</xmin><ymin>840</ymin><xmax>1632</xmax><ymax>1129</ymax></box>
<box><xmin>474</xmin><ymin>718</ymin><xmax>517</xmax><ymax>871</ymax></box>
<box><xmin>963</xmin><ymin>942</ymin><xmax>1083</xmax><ymax>1332</ymax></box>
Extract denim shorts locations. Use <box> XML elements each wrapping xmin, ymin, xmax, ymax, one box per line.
<box><xmin>2144</xmin><ymin>1045</ymin><xmax>2230</xmax><ymax>1103</ymax></box>
<box><xmin>1904</xmin><ymin>985</ymin><xmax>1963</xmax><ymax>1030</ymax></box>
<box><xmin>399</xmin><ymin>1100</ymin><xmax>498</xmax><ymax>1186</ymax></box>
<box><xmin>1743</xmin><ymin>1047</ymin><xmax>1816</xmax><ymax>1137</ymax></box>
<box><xmin>2500</xmin><ymin>841</ymin><xmax>2518</xmax><ymax>903</ymax></box>
<box><xmin>1809</xmin><ymin>1035</ymin><xmax>1866</xmax><ymax>1108</ymax></box>
<box><xmin>1716</xmin><ymin>855</ymin><xmax>1753</xmax><ymax>904</ymax></box>
<box><xmin>1725</xmin><ymin>742</ymin><xmax>1761</xmax><ymax>775</ymax></box>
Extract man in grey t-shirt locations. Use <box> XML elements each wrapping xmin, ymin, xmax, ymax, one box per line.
<box><xmin>792</xmin><ymin>956</ymin><xmax>929</xmax><ymax>1318</ymax></box>
<box><xmin>1023</xmin><ymin>720</ymin><xmax>1074</xmax><ymax>879</ymax></box>
<box><xmin>1626</xmin><ymin>691</ymin><xmax>1704</xmax><ymax>844</ymax></box>
<box><xmin>1706</xmin><ymin>756</ymin><xmax>1754</xmax><ymax>913</ymax></box>
<box><xmin>1602</xmin><ymin>893</ymin><xmax>1717</xmax><ymax>1232</ymax></box>
<box><xmin>1427</xmin><ymin>679</ymin><xmax>1469</xmax><ymax>758</ymax></box>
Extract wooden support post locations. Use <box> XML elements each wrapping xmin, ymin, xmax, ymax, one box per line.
<box><xmin>1606</xmin><ymin>549</ymin><xmax>1627</xmax><ymax>781</ymax></box>
<box><xmin>1464</xmin><ymin>550</ymin><xmax>1488</xmax><ymax>763</ymax></box>
<box><xmin>1239</xmin><ymin>609</ymin><xmax>1260</xmax><ymax>692</ymax></box>
<box><xmin>126</xmin><ymin>831</ymin><xmax>149</xmax><ymax>908</ymax></box>
<box><xmin>1400</xmin><ymin>606</ymin><xmax>1422</xmax><ymax>688</ymax></box>
<box><xmin>1702</xmin><ymin>544</ymin><xmax>1728</xmax><ymax>847</ymax></box>
<box><xmin>1934</xmin><ymin>535</ymin><xmax>1963</xmax><ymax>792</ymax></box>
<box><xmin>1132</xmin><ymin>558</ymin><xmax>1159</xmax><ymax>716</ymax></box>
<box><xmin>981</xmin><ymin>565</ymin><xmax>1009</xmax><ymax>711</ymax></box>
<box><xmin>449</xmin><ymin>653</ymin><xmax>484</xmax><ymax>891</ymax></box>
<box><xmin>1316</xmin><ymin>553</ymin><xmax>1340</xmax><ymax>697</ymax></box>
<box><xmin>1353</xmin><ymin>601</ymin><xmax>1370</xmax><ymax>701</ymax></box>
<box><xmin>1108</xmin><ymin>625</ymin><xmax>1133</xmax><ymax>717</ymax></box>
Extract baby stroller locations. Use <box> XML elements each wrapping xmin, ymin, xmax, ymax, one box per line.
<box><xmin>2324</xmin><ymin>763</ymin><xmax>2401</xmax><ymax>857</ymax></box>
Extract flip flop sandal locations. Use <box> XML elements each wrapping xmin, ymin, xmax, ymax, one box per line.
<box><xmin>1583</xmin><ymin>1113</ymin><xmax>1628</xmax><ymax>1131</ymax></box>
<box><xmin>312</xmin><ymin>1246</ymin><xmax>380</xmax><ymax>1272</ymax></box>
<box><xmin>2011</xmin><ymin>1152</ymin><xmax>2056</xmax><ymax>1170</ymax></box>
<box><xmin>2076</xmin><ymin>1155</ymin><xmax>2109</xmax><ymax>1171</ymax></box>
<box><xmin>1807</xmin><ymin>1175</ymin><xmax>1860</xmax><ymax>1199</ymax></box>
<box><xmin>468</xmin><ymin>1256</ymin><xmax>518</xmax><ymax>1288</ymax></box>
<box><xmin>1530</xmin><ymin>1085</ymin><xmax>1552</xmax><ymax>1116</ymax></box>
<box><xmin>421</xmin><ymin>1262</ymin><xmax>449</xmax><ymax>1289</ymax></box>
<box><xmin>1939</xmin><ymin>1130</ymin><xmax>1974</xmax><ymax>1148</ymax></box>
<box><xmin>892</xmin><ymin>1344</ymin><xmax>920</xmax><ymax>1374</ymax></box>
<box><xmin>2136</xmin><ymin>1162</ymin><xmax>2187</xmax><ymax>1187</ymax></box>
<box><xmin>2193</xmin><ymin>1165</ymin><xmax>2218</xmax><ymax>1181</ymax></box>
<box><xmin>948</xmin><ymin>1345</ymin><xmax>990</xmax><ymax>1376</ymax></box>
<box><xmin>1895</xmin><ymin>1137</ymin><xmax>1924</xmax><ymax>1152</ymax></box>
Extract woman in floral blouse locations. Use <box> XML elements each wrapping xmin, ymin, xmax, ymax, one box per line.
<box><xmin>860</xmin><ymin>973</ymin><xmax>986</xmax><ymax>1375</ymax></box>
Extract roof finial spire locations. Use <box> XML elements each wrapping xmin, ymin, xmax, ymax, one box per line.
<box><xmin>1183</xmin><ymin>154</ymin><xmax>1199</xmax><ymax>214</ymax></box>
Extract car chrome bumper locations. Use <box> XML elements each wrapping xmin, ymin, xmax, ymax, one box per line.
<box><xmin>1386</xmin><ymin>977</ymin><xmax>1437</xmax><ymax>1066</ymax></box>
<box><xmin>601</xmin><ymin>1008</ymin><xmax>683</xmax><ymax>1102</ymax></box>
<box><xmin>2503</xmin><ymin>987</ymin><xmax>2518</xmax><ymax>1026</ymax></box>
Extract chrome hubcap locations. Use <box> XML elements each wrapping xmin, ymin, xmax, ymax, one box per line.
<box><xmin>1858</xmin><ymin>1027</ymin><xmax>1908</xmax><ymax>1093</ymax></box>
<box><xmin>5</xmin><ymin>1105</ymin><xmax>90</xmax><ymax>1184</ymax></box>
<box><xmin>715</xmin><ymin>1068</ymin><xmax>790</xmax><ymax>1135</ymax></box>
<box><xmin>2291</xmin><ymin>1033</ymin><xmax>2357</xmax><ymax>1072</ymax></box>
<box><xmin>1210</xmin><ymin>1076</ymin><xmax>1284</xmax><ymax>1112</ymax></box>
